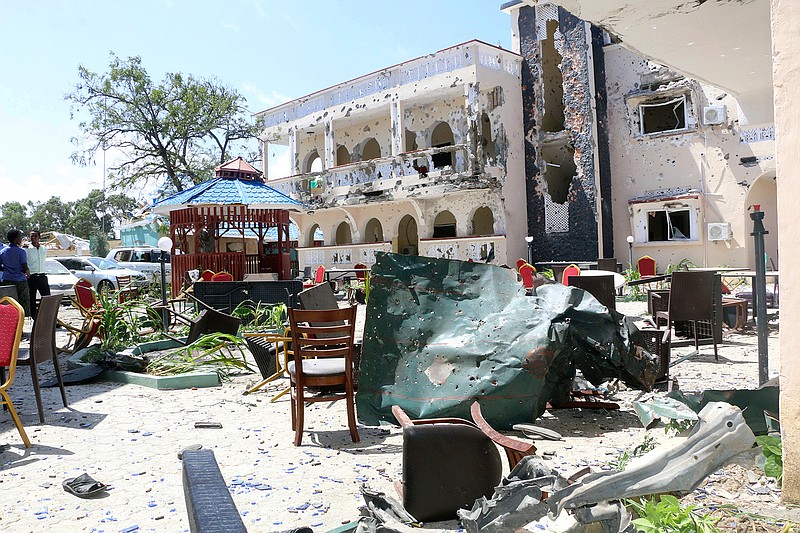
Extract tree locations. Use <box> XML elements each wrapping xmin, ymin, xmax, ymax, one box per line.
<box><xmin>29</xmin><ymin>197</ymin><xmax>74</xmax><ymax>233</ymax></box>
<box><xmin>0</xmin><ymin>202</ymin><xmax>30</xmax><ymax>237</ymax></box>
<box><xmin>66</xmin><ymin>53</ymin><xmax>262</xmax><ymax>196</ymax></box>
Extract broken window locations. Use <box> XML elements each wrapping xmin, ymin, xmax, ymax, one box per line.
<box><xmin>361</xmin><ymin>138</ymin><xmax>381</xmax><ymax>161</ymax></box>
<box><xmin>471</xmin><ymin>206</ymin><xmax>494</xmax><ymax>236</ymax></box>
<box><xmin>639</xmin><ymin>96</ymin><xmax>687</xmax><ymax>135</ymax></box>
<box><xmin>541</xmin><ymin>19</ymin><xmax>566</xmax><ymax>133</ymax></box>
<box><xmin>433</xmin><ymin>210</ymin><xmax>457</xmax><ymax>238</ymax></box>
<box><xmin>647</xmin><ymin>208</ymin><xmax>692</xmax><ymax>241</ymax></box>
<box><xmin>365</xmin><ymin>218</ymin><xmax>384</xmax><ymax>242</ymax></box>
<box><xmin>431</xmin><ymin>122</ymin><xmax>454</xmax><ymax>169</ymax></box>
<box><xmin>481</xmin><ymin>113</ymin><xmax>496</xmax><ymax>165</ymax></box>
<box><xmin>405</xmin><ymin>130</ymin><xmax>417</xmax><ymax>152</ymax></box>
<box><xmin>335</xmin><ymin>221</ymin><xmax>352</xmax><ymax>245</ymax></box>
<box><xmin>336</xmin><ymin>145</ymin><xmax>350</xmax><ymax>165</ymax></box>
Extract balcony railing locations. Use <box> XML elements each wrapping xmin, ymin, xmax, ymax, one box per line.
<box><xmin>267</xmin><ymin>144</ymin><xmax>498</xmax><ymax>207</ymax></box>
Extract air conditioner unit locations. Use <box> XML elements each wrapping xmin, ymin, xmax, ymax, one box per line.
<box><xmin>707</xmin><ymin>222</ymin><xmax>731</xmax><ymax>241</ymax></box>
<box><xmin>703</xmin><ymin>105</ymin><xmax>727</xmax><ymax>125</ymax></box>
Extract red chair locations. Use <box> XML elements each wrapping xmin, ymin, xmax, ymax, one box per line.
<box><xmin>314</xmin><ymin>265</ymin><xmax>326</xmax><ymax>284</ymax></box>
<box><xmin>561</xmin><ymin>264</ymin><xmax>581</xmax><ymax>286</ymax></box>
<box><xmin>211</xmin><ymin>271</ymin><xmax>233</xmax><ymax>282</ymax></box>
<box><xmin>354</xmin><ymin>263</ymin><xmax>368</xmax><ymax>282</ymax></box>
<box><xmin>0</xmin><ymin>297</ymin><xmax>31</xmax><ymax>447</ymax></box>
<box><xmin>637</xmin><ymin>256</ymin><xmax>657</xmax><ymax>278</ymax></box>
<box><xmin>59</xmin><ymin>279</ymin><xmax>102</xmax><ymax>353</ymax></box>
<box><xmin>200</xmin><ymin>269</ymin><xmax>215</xmax><ymax>281</ymax></box>
<box><xmin>519</xmin><ymin>263</ymin><xmax>537</xmax><ymax>290</ymax></box>
<box><xmin>516</xmin><ymin>258</ymin><xmax>528</xmax><ymax>271</ymax></box>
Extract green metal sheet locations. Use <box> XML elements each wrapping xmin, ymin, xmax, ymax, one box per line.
<box><xmin>356</xmin><ymin>253</ymin><xmax>658</xmax><ymax>429</ymax></box>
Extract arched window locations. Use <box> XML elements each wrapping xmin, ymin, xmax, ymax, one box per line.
<box><xmin>364</xmin><ymin>218</ymin><xmax>384</xmax><ymax>242</ymax></box>
<box><xmin>431</xmin><ymin>122</ymin><xmax>454</xmax><ymax>169</ymax></box>
<box><xmin>305</xmin><ymin>150</ymin><xmax>322</xmax><ymax>173</ymax></box>
<box><xmin>307</xmin><ymin>224</ymin><xmax>323</xmax><ymax>247</ymax></box>
<box><xmin>472</xmin><ymin>207</ymin><xmax>495</xmax><ymax>236</ymax></box>
<box><xmin>433</xmin><ymin>210</ymin><xmax>457</xmax><ymax>238</ymax></box>
<box><xmin>397</xmin><ymin>215</ymin><xmax>418</xmax><ymax>255</ymax></box>
<box><xmin>336</xmin><ymin>145</ymin><xmax>351</xmax><ymax>165</ymax></box>
<box><xmin>335</xmin><ymin>222</ymin><xmax>352</xmax><ymax>245</ymax></box>
<box><xmin>361</xmin><ymin>138</ymin><xmax>381</xmax><ymax>161</ymax></box>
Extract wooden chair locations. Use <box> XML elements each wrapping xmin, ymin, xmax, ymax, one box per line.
<box><xmin>470</xmin><ymin>401</ymin><xmax>536</xmax><ymax>469</ymax></box>
<box><xmin>597</xmin><ymin>258</ymin><xmax>618</xmax><ymax>273</ymax></box>
<box><xmin>561</xmin><ymin>264</ymin><xmax>581</xmax><ymax>286</ymax></box>
<box><xmin>17</xmin><ymin>294</ymin><xmax>68</xmax><ymax>423</ymax></box>
<box><xmin>287</xmin><ymin>305</ymin><xmax>359</xmax><ymax>446</ymax></box>
<box><xmin>637</xmin><ymin>255</ymin><xmax>657</xmax><ymax>278</ymax></box>
<box><xmin>568</xmin><ymin>274</ymin><xmax>617</xmax><ymax>311</ymax></box>
<box><xmin>116</xmin><ymin>275</ymin><xmax>140</xmax><ymax>302</ymax></box>
<box><xmin>58</xmin><ymin>278</ymin><xmax>102</xmax><ymax>354</ymax></box>
<box><xmin>0</xmin><ymin>297</ymin><xmax>31</xmax><ymax>447</ymax></box>
<box><xmin>655</xmin><ymin>270</ymin><xmax>718</xmax><ymax>360</ymax></box>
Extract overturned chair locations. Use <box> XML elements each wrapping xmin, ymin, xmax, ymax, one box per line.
<box><xmin>391</xmin><ymin>401</ymin><xmax>536</xmax><ymax>522</ymax></box>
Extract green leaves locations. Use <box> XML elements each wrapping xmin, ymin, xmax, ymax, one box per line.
<box><xmin>628</xmin><ymin>495</ymin><xmax>720</xmax><ymax>533</ymax></box>
<box><xmin>756</xmin><ymin>435</ymin><xmax>783</xmax><ymax>483</ymax></box>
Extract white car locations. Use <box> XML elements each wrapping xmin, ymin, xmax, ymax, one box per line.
<box><xmin>54</xmin><ymin>256</ymin><xmax>150</xmax><ymax>294</ymax></box>
<box><xmin>45</xmin><ymin>259</ymin><xmax>80</xmax><ymax>298</ymax></box>
<box><xmin>106</xmin><ymin>247</ymin><xmax>171</xmax><ymax>277</ymax></box>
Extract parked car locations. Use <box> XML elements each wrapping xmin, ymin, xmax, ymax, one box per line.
<box><xmin>45</xmin><ymin>259</ymin><xmax>80</xmax><ymax>298</ymax></box>
<box><xmin>106</xmin><ymin>247</ymin><xmax>171</xmax><ymax>278</ymax></box>
<box><xmin>54</xmin><ymin>256</ymin><xmax>150</xmax><ymax>294</ymax></box>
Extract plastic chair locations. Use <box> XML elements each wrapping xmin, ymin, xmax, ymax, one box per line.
<box><xmin>287</xmin><ymin>305</ymin><xmax>359</xmax><ymax>446</ymax></box>
<box><xmin>568</xmin><ymin>274</ymin><xmax>617</xmax><ymax>311</ymax></box>
<box><xmin>637</xmin><ymin>255</ymin><xmax>657</xmax><ymax>278</ymax></box>
<box><xmin>17</xmin><ymin>294</ymin><xmax>68</xmax><ymax>423</ymax></box>
<box><xmin>655</xmin><ymin>270</ymin><xmax>718</xmax><ymax>360</ymax></box>
<box><xmin>561</xmin><ymin>264</ymin><xmax>581</xmax><ymax>286</ymax></box>
<box><xmin>0</xmin><ymin>297</ymin><xmax>31</xmax><ymax>447</ymax></box>
<box><xmin>211</xmin><ymin>271</ymin><xmax>233</xmax><ymax>282</ymax></box>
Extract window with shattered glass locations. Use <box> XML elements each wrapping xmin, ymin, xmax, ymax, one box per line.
<box><xmin>639</xmin><ymin>95</ymin><xmax>688</xmax><ymax>135</ymax></box>
<box><xmin>647</xmin><ymin>208</ymin><xmax>692</xmax><ymax>241</ymax></box>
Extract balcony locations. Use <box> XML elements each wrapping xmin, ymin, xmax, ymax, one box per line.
<box><xmin>267</xmin><ymin>144</ymin><xmax>502</xmax><ymax>208</ymax></box>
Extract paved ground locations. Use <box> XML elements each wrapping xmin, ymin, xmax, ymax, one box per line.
<box><xmin>0</xmin><ymin>296</ymin><xmax>794</xmax><ymax>532</ymax></box>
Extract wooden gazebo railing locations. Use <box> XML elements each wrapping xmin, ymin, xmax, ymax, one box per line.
<box><xmin>168</xmin><ymin>204</ymin><xmax>292</xmax><ymax>296</ymax></box>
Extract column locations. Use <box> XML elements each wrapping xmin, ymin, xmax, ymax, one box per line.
<box><xmin>390</xmin><ymin>100</ymin><xmax>404</xmax><ymax>156</ymax></box>
<box><xmin>324</xmin><ymin>120</ymin><xmax>336</xmax><ymax>168</ymax></box>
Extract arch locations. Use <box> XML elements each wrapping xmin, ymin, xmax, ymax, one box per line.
<box><xmin>433</xmin><ymin>210</ymin><xmax>457</xmax><ymax>238</ymax></box>
<box><xmin>307</xmin><ymin>223</ymin><xmax>323</xmax><ymax>247</ymax></box>
<box><xmin>471</xmin><ymin>206</ymin><xmax>495</xmax><ymax>236</ymax></box>
<box><xmin>397</xmin><ymin>215</ymin><xmax>419</xmax><ymax>256</ymax></box>
<box><xmin>336</xmin><ymin>145</ymin><xmax>351</xmax><ymax>165</ymax></box>
<box><xmin>361</xmin><ymin>138</ymin><xmax>381</xmax><ymax>161</ymax></box>
<box><xmin>335</xmin><ymin>221</ymin><xmax>352</xmax><ymax>245</ymax></box>
<box><xmin>481</xmin><ymin>113</ymin><xmax>496</xmax><ymax>164</ymax></box>
<box><xmin>304</xmin><ymin>150</ymin><xmax>322</xmax><ymax>173</ymax></box>
<box><xmin>364</xmin><ymin>218</ymin><xmax>384</xmax><ymax>242</ymax></box>
<box><xmin>430</xmin><ymin>122</ymin><xmax>454</xmax><ymax>169</ymax></box>
<box><xmin>746</xmin><ymin>169</ymin><xmax>778</xmax><ymax>268</ymax></box>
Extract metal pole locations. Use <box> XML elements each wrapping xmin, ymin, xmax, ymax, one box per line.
<box><xmin>160</xmin><ymin>251</ymin><xmax>169</xmax><ymax>333</ymax></box>
<box><xmin>750</xmin><ymin>208</ymin><xmax>769</xmax><ymax>385</ymax></box>
<box><xmin>628</xmin><ymin>242</ymin><xmax>633</xmax><ymax>270</ymax></box>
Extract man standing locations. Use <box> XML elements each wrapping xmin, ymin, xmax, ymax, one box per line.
<box><xmin>0</xmin><ymin>229</ymin><xmax>31</xmax><ymax>316</ymax></box>
<box><xmin>26</xmin><ymin>230</ymin><xmax>50</xmax><ymax>319</ymax></box>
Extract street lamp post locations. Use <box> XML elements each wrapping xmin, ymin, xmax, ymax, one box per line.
<box><xmin>524</xmin><ymin>236</ymin><xmax>534</xmax><ymax>265</ymax></box>
<box><xmin>157</xmin><ymin>236</ymin><xmax>173</xmax><ymax>333</ymax></box>
<box><xmin>626</xmin><ymin>235</ymin><xmax>634</xmax><ymax>270</ymax></box>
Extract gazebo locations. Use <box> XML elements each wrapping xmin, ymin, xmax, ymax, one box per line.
<box><xmin>152</xmin><ymin>157</ymin><xmax>305</xmax><ymax>294</ymax></box>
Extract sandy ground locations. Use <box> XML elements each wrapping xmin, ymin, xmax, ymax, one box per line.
<box><xmin>0</xmin><ymin>297</ymin><xmax>796</xmax><ymax>532</ymax></box>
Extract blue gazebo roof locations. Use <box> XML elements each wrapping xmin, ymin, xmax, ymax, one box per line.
<box><xmin>151</xmin><ymin>176</ymin><xmax>304</xmax><ymax>214</ymax></box>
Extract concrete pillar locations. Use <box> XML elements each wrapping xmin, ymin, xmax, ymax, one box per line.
<box><xmin>261</xmin><ymin>140</ymin><xmax>269</xmax><ymax>180</ymax></box>
<box><xmin>772</xmin><ymin>0</ymin><xmax>800</xmax><ymax>503</ymax></box>
<box><xmin>466</xmin><ymin>82</ymin><xmax>482</xmax><ymax>174</ymax></box>
<box><xmin>390</xmin><ymin>100</ymin><xmax>404</xmax><ymax>156</ymax></box>
<box><xmin>324</xmin><ymin>120</ymin><xmax>336</xmax><ymax>169</ymax></box>
<box><xmin>288</xmin><ymin>128</ymin><xmax>299</xmax><ymax>175</ymax></box>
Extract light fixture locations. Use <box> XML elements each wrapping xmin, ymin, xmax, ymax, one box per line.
<box><xmin>626</xmin><ymin>235</ymin><xmax>634</xmax><ymax>269</ymax></box>
<box><xmin>524</xmin><ymin>236</ymin><xmax>534</xmax><ymax>265</ymax></box>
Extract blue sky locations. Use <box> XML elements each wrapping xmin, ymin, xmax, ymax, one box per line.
<box><xmin>0</xmin><ymin>1</ymin><xmax>512</xmax><ymax>207</ymax></box>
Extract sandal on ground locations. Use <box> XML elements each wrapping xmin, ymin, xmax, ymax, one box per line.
<box><xmin>62</xmin><ymin>473</ymin><xmax>108</xmax><ymax>498</ymax></box>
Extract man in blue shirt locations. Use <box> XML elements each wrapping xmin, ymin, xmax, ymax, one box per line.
<box><xmin>0</xmin><ymin>229</ymin><xmax>31</xmax><ymax>316</ymax></box>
